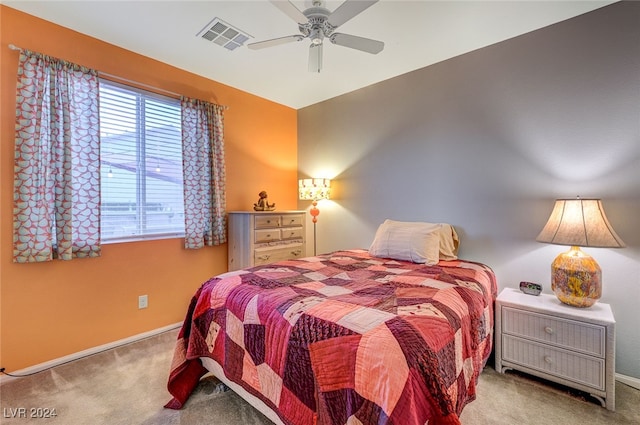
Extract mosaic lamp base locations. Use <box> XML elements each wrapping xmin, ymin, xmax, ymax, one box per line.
<box><xmin>551</xmin><ymin>246</ymin><xmax>601</xmax><ymax>308</ymax></box>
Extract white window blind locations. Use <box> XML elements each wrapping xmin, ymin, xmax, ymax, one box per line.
<box><xmin>99</xmin><ymin>80</ymin><xmax>185</xmax><ymax>242</ymax></box>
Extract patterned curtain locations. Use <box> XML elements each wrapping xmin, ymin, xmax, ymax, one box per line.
<box><xmin>13</xmin><ymin>50</ymin><xmax>100</xmax><ymax>263</ymax></box>
<box><xmin>181</xmin><ymin>97</ymin><xmax>227</xmax><ymax>249</ymax></box>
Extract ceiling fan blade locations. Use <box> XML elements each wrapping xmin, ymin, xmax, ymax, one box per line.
<box><xmin>248</xmin><ymin>35</ymin><xmax>304</xmax><ymax>50</ymax></box>
<box><xmin>327</xmin><ymin>0</ymin><xmax>378</xmax><ymax>28</ymax></box>
<box><xmin>269</xmin><ymin>0</ymin><xmax>308</xmax><ymax>24</ymax></box>
<box><xmin>329</xmin><ymin>33</ymin><xmax>384</xmax><ymax>54</ymax></box>
<box><xmin>308</xmin><ymin>43</ymin><xmax>323</xmax><ymax>73</ymax></box>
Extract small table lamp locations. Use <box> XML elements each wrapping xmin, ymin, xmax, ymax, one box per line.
<box><xmin>536</xmin><ymin>198</ymin><xmax>625</xmax><ymax>308</ymax></box>
<box><xmin>298</xmin><ymin>178</ymin><xmax>331</xmax><ymax>256</ymax></box>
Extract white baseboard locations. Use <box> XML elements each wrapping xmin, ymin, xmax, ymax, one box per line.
<box><xmin>0</xmin><ymin>322</ymin><xmax>181</xmax><ymax>384</ymax></box>
<box><xmin>616</xmin><ymin>373</ymin><xmax>640</xmax><ymax>390</ymax></box>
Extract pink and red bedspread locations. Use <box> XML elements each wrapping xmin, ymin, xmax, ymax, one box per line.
<box><xmin>166</xmin><ymin>249</ymin><xmax>497</xmax><ymax>425</ymax></box>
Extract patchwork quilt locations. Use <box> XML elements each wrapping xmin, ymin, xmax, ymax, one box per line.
<box><xmin>166</xmin><ymin>249</ymin><xmax>497</xmax><ymax>425</ymax></box>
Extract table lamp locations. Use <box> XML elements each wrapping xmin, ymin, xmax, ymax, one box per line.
<box><xmin>536</xmin><ymin>198</ymin><xmax>625</xmax><ymax>308</ymax></box>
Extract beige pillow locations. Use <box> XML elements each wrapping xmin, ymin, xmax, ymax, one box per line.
<box><xmin>369</xmin><ymin>220</ymin><xmax>441</xmax><ymax>264</ymax></box>
<box><xmin>438</xmin><ymin>223</ymin><xmax>459</xmax><ymax>260</ymax></box>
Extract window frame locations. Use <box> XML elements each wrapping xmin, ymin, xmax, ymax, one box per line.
<box><xmin>99</xmin><ymin>79</ymin><xmax>185</xmax><ymax>244</ymax></box>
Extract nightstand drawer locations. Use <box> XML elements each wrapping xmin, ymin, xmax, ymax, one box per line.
<box><xmin>502</xmin><ymin>306</ymin><xmax>605</xmax><ymax>357</ymax></box>
<box><xmin>254</xmin><ymin>244</ymin><xmax>304</xmax><ymax>266</ymax></box>
<box><xmin>502</xmin><ymin>335</ymin><xmax>605</xmax><ymax>390</ymax></box>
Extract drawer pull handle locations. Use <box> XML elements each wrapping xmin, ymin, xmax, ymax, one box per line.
<box><xmin>291</xmin><ymin>250</ymin><xmax>302</xmax><ymax>256</ymax></box>
<box><xmin>544</xmin><ymin>326</ymin><xmax>554</xmax><ymax>335</ymax></box>
<box><xmin>258</xmin><ymin>255</ymin><xmax>271</xmax><ymax>260</ymax></box>
<box><xmin>266</xmin><ymin>234</ymin><xmax>272</xmax><ymax>238</ymax></box>
<box><xmin>544</xmin><ymin>356</ymin><xmax>553</xmax><ymax>364</ymax></box>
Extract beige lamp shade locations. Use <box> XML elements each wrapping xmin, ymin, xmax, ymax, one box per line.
<box><xmin>536</xmin><ymin>198</ymin><xmax>625</xmax><ymax>248</ymax></box>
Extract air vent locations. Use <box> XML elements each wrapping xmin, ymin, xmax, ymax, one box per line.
<box><xmin>197</xmin><ymin>18</ymin><xmax>252</xmax><ymax>51</ymax></box>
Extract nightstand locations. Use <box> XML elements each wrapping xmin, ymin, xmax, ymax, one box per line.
<box><xmin>495</xmin><ymin>288</ymin><xmax>615</xmax><ymax>410</ymax></box>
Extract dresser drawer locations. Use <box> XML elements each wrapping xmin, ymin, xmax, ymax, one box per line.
<box><xmin>254</xmin><ymin>215</ymin><xmax>280</xmax><ymax>229</ymax></box>
<box><xmin>255</xmin><ymin>229</ymin><xmax>281</xmax><ymax>243</ymax></box>
<box><xmin>281</xmin><ymin>227</ymin><xmax>303</xmax><ymax>240</ymax></box>
<box><xmin>502</xmin><ymin>334</ymin><xmax>605</xmax><ymax>390</ymax></box>
<box><xmin>502</xmin><ymin>307</ymin><xmax>605</xmax><ymax>357</ymax></box>
<box><xmin>254</xmin><ymin>244</ymin><xmax>305</xmax><ymax>266</ymax></box>
<box><xmin>281</xmin><ymin>215</ymin><xmax>304</xmax><ymax>227</ymax></box>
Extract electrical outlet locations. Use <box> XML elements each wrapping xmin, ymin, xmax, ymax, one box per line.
<box><xmin>138</xmin><ymin>295</ymin><xmax>148</xmax><ymax>309</ymax></box>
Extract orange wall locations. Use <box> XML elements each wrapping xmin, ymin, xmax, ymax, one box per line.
<box><xmin>0</xmin><ymin>6</ymin><xmax>298</xmax><ymax>371</ymax></box>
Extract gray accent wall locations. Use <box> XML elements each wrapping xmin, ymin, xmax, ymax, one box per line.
<box><xmin>298</xmin><ymin>2</ymin><xmax>640</xmax><ymax>379</ymax></box>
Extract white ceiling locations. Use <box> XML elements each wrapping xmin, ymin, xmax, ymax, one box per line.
<box><xmin>4</xmin><ymin>0</ymin><xmax>614</xmax><ymax>109</ymax></box>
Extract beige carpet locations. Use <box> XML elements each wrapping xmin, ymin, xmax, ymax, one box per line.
<box><xmin>1</xmin><ymin>328</ymin><xmax>638</xmax><ymax>424</ymax></box>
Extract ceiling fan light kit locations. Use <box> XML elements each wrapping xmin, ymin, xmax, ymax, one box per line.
<box><xmin>248</xmin><ymin>0</ymin><xmax>384</xmax><ymax>72</ymax></box>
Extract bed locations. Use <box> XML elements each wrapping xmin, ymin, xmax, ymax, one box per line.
<box><xmin>166</xmin><ymin>221</ymin><xmax>497</xmax><ymax>425</ymax></box>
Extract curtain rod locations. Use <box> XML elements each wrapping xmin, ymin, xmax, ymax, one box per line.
<box><xmin>8</xmin><ymin>44</ymin><xmax>228</xmax><ymax>110</ymax></box>
<box><xmin>99</xmin><ymin>72</ymin><xmax>184</xmax><ymax>100</ymax></box>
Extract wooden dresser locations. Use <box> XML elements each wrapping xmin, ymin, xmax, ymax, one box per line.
<box><xmin>495</xmin><ymin>288</ymin><xmax>616</xmax><ymax>410</ymax></box>
<box><xmin>227</xmin><ymin>211</ymin><xmax>306</xmax><ymax>271</ymax></box>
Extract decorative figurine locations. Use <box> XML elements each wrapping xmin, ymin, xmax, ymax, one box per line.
<box><xmin>253</xmin><ymin>191</ymin><xmax>276</xmax><ymax>211</ymax></box>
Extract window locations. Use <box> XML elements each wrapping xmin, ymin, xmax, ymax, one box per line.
<box><xmin>99</xmin><ymin>80</ymin><xmax>184</xmax><ymax>242</ymax></box>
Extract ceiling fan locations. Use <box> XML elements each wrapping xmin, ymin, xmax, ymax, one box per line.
<box><xmin>248</xmin><ymin>0</ymin><xmax>384</xmax><ymax>73</ymax></box>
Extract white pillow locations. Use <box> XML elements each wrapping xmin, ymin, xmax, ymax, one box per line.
<box><xmin>369</xmin><ymin>220</ymin><xmax>460</xmax><ymax>262</ymax></box>
<box><xmin>369</xmin><ymin>220</ymin><xmax>441</xmax><ymax>264</ymax></box>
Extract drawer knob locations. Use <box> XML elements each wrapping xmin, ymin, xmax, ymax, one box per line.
<box><xmin>544</xmin><ymin>356</ymin><xmax>553</xmax><ymax>364</ymax></box>
<box><xmin>544</xmin><ymin>326</ymin><xmax>554</xmax><ymax>335</ymax></box>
